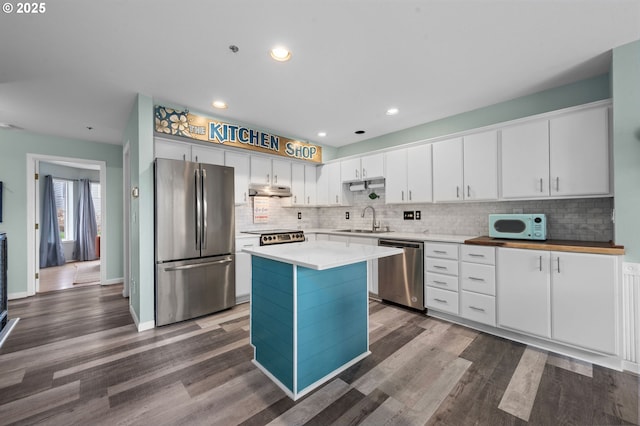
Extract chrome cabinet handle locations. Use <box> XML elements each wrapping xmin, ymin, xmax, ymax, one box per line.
<box><xmin>555</xmin><ymin>177</ymin><xmax>559</xmax><ymax>191</ymax></box>
<box><xmin>307</xmin><ymin>196</ymin><xmax>310</xmax><ymax>204</ymax></box>
<box><xmin>456</xmin><ymin>186</ymin><xmax>460</xmax><ymax>198</ymax></box>
<box><xmin>362</xmin><ymin>168</ymin><xmax>366</xmax><ymax>178</ymax></box>
<box><xmin>433</xmin><ymin>280</ymin><xmax>447</xmax><ymax>285</ymax></box>
<box><xmin>294</xmin><ymin>195</ymin><xmax>297</xmax><ymax>203</ymax></box>
<box><xmin>539</xmin><ymin>178</ymin><xmax>543</xmax><ymax>192</ymax></box>
<box><xmin>274</xmin><ymin>174</ymin><xmax>278</xmax><ymax>184</ymax></box>
<box><xmin>409</xmin><ymin>190</ymin><xmax>412</xmax><ymax>201</ymax></box>
<box><xmin>434</xmin><ymin>250</ymin><xmax>447</xmax><ymax>254</ymax></box>
<box><xmin>469</xmin><ymin>306</ymin><xmax>486</xmax><ymax>312</ymax></box>
<box><xmin>355</xmin><ymin>169</ymin><xmax>359</xmax><ymax>179</ymax></box>
<box><xmin>243</xmin><ymin>192</ymin><xmax>247</xmax><ymax>202</ymax></box>
<box><xmin>556</xmin><ymin>257</ymin><xmax>560</xmax><ymax>273</ymax></box>
<box><xmin>468</xmin><ymin>253</ymin><xmax>484</xmax><ymax>258</ymax></box>
<box><xmin>183</xmin><ymin>154</ymin><xmax>186</xmax><ymax>161</ymax></box>
<box><xmin>467</xmin><ymin>185</ymin><xmax>470</xmax><ymax>198</ymax></box>
<box><xmin>335</xmin><ymin>195</ymin><xmax>339</xmax><ymax>203</ymax></box>
<box><xmin>468</xmin><ymin>277</ymin><xmax>485</xmax><ymax>282</ymax></box>
<box><xmin>401</xmin><ymin>190</ymin><xmax>404</xmax><ymax>201</ymax></box>
<box><xmin>434</xmin><ymin>265</ymin><xmax>447</xmax><ymax>270</ymax></box>
<box><xmin>538</xmin><ymin>255</ymin><xmax>542</xmax><ymax>272</ymax></box>
<box><xmin>433</xmin><ymin>298</ymin><xmax>448</xmax><ymax>304</ymax></box>
<box><xmin>266</xmin><ymin>173</ymin><xmax>270</xmax><ymax>183</ymax></box>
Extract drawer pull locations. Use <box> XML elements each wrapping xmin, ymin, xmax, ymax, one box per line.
<box><xmin>433</xmin><ymin>250</ymin><xmax>447</xmax><ymax>254</ymax></box>
<box><xmin>467</xmin><ymin>277</ymin><xmax>485</xmax><ymax>282</ymax></box>
<box><xmin>432</xmin><ymin>280</ymin><xmax>448</xmax><ymax>285</ymax></box>
<box><xmin>468</xmin><ymin>253</ymin><xmax>485</xmax><ymax>258</ymax></box>
<box><xmin>433</xmin><ymin>266</ymin><xmax>447</xmax><ymax>270</ymax></box>
<box><xmin>433</xmin><ymin>298</ymin><xmax>448</xmax><ymax>304</ymax></box>
<box><xmin>469</xmin><ymin>305</ymin><xmax>486</xmax><ymax>312</ymax></box>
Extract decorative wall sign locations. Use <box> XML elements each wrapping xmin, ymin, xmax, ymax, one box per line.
<box><xmin>253</xmin><ymin>197</ymin><xmax>269</xmax><ymax>224</ymax></box>
<box><xmin>154</xmin><ymin>105</ymin><xmax>322</xmax><ymax>163</ymax></box>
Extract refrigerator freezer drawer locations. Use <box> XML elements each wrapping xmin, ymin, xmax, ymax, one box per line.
<box><xmin>156</xmin><ymin>255</ymin><xmax>235</xmax><ymax>326</ymax></box>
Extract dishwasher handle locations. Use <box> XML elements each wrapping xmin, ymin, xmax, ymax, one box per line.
<box><xmin>378</xmin><ymin>239</ymin><xmax>423</xmax><ymax>250</ymax></box>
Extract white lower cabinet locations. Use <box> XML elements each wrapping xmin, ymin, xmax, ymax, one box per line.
<box><xmin>235</xmin><ymin>236</ymin><xmax>260</xmax><ymax>303</ymax></box>
<box><xmin>460</xmin><ymin>245</ymin><xmax>496</xmax><ymax>326</ymax></box>
<box><xmin>425</xmin><ymin>242</ymin><xmax>460</xmax><ymax>314</ymax></box>
<box><xmin>460</xmin><ymin>291</ymin><xmax>496</xmax><ymax>326</ymax></box>
<box><xmin>497</xmin><ymin>247</ymin><xmax>619</xmax><ymax>355</ymax></box>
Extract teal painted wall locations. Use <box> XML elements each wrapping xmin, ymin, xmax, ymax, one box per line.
<box><xmin>124</xmin><ymin>93</ymin><xmax>155</xmax><ymax>324</ymax></box>
<box><xmin>337</xmin><ymin>74</ymin><xmax>611</xmax><ymax>158</ymax></box>
<box><xmin>612</xmin><ymin>39</ymin><xmax>640</xmax><ymax>262</ymax></box>
<box><xmin>0</xmin><ymin>130</ymin><xmax>123</xmax><ymax>296</ymax></box>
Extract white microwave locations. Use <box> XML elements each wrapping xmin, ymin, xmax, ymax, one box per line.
<box><xmin>489</xmin><ymin>214</ymin><xmax>547</xmax><ymax>240</ymax></box>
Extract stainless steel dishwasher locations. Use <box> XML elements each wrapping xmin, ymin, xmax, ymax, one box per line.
<box><xmin>378</xmin><ymin>239</ymin><xmax>424</xmax><ymax>310</ymax></box>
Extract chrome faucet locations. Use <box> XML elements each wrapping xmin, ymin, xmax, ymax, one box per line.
<box><xmin>361</xmin><ymin>205</ymin><xmax>379</xmax><ymax>231</ymax></box>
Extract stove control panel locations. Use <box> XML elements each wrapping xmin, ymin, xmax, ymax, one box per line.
<box><xmin>260</xmin><ymin>231</ymin><xmax>305</xmax><ymax>246</ymax></box>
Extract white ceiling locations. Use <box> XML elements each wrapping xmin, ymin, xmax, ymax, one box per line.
<box><xmin>0</xmin><ymin>0</ymin><xmax>638</xmax><ymax>148</ymax></box>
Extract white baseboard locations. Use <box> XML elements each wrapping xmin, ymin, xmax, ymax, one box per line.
<box><xmin>622</xmin><ymin>360</ymin><xmax>640</xmax><ymax>374</ymax></box>
<box><xmin>8</xmin><ymin>292</ymin><xmax>28</xmax><ymax>300</ymax></box>
<box><xmin>103</xmin><ymin>277</ymin><xmax>124</xmax><ymax>285</ymax></box>
<box><xmin>129</xmin><ymin>304</ymin><xmax>155</xmax><ymax>332</ymax></box>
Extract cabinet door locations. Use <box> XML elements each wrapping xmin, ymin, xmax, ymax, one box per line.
<box><xmin>155</xmin><ymin>138</ymin><xmax>191</xmax><ymax>161</ymax></box>
<box><xmin>272</xmin><ymin>159</ymin><xmax>292</xmax><ymax>187</ymax></box>
<box><xmin>304</xmin><ymin>165</ymin><xmax>317</xmax><ymax>205</ymax></box>
<box><xmin>327</xmin><ymin>162</ymin><xmax>346</xmax><ymax>205</ymax></box>
<box><xmin>407</xmin><ymin>144</ymin><xmax>432</xmax><ymax>203</ymax></box>
<box><xmin>291</xmin><ymin>163</ymin><xmax>305</xmax><ymax>205</ymax></box>
<box><xmin>497</xmin><ymin>248</ymin><xmax>550</xmax><ymax>338</ymax></box>
<box><xmin>316</xmin><ymin>165</ymin><xmax>329</xmax><ymax>206</ymax></box>
<box><xmin>340</xmin><ymin>158</ymin><xmax>361</xmax><ymax>182</ymax></box>
<box><xmin>361</xmin><ymin>153</ymin><xmax>384</xmax><ymax>180</ymax></box>
<box><xmin>463</xmin><ymin>130</ymin><xmax>497</xmax><ymax>200</ymax></box>
<box><xmin>384</xmin><ymin>149</ymin><xmax>407</xmax><ymax>204</ymax></box>
<box><xmin>549</xmin><ymin>107</ymin><xmax>610</xmax><ymax>197</ymax></box>
<box><xmin>501</xmin><ymin>120</ymin><xmax>550</xmax><ymax>198</ymax></box>
<box><xmin>433</xmin><ymin>137</ymin><xmax>463</xmax><ymax>202</ymax></box>
<box><xmin>551</xmin><ymin>252</ymin><xmax>617</xmax><ymax>354</ymax></box>
<box><xmin>191</xmin><ymin>145</ymin><xmax>224</xmax><ymax>165</ymax></box>
<box><xmin>225</xmin><ymin>152</ymin><xmax>250</xmax><ymax>205</ymax></box>
<box><xmin>250</xmin><ymin>156</ymin><xmax>271</xmax><ymax>185</ymax></box>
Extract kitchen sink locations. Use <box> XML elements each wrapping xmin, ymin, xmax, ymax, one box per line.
<box><xmin>334</xmin><ymin>229</ymin><xmax>389</xmax><ymax>234</ymax></box>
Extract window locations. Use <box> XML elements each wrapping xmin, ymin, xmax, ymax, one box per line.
<box><xmin>90</xmin><ymin>182</ymin><xmax>101</xmax><ymax>235</ymax></box>
<box><xmin>52</xmin><ymin>178</ymin><xmax>74</xmax><ymax>241</ymax></box>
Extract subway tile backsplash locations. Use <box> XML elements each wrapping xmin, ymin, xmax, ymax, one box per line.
<box><xmin>236</xmin><ymin>190</ymin><xmax>614</xmax><ymax>242</ymax></box>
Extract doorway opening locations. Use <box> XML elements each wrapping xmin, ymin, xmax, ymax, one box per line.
<box><xmin>26</xmin><ymin>154</ymin><xmax>107</xmax><ymax>296</ymax></box>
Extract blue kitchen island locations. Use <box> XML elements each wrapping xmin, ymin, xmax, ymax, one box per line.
<box><xmin>243</xmin><ymin>240</ymin><xmax>401</xmax><ymax>400</ymax></box>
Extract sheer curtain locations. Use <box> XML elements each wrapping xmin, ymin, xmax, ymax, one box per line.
<box><xmin>39</xmin><ymin>175</ymin><xmax>66</xmax><ymax>268</ymax></box>
<box><xmin>73</xmin><ymin>179</ymin><xmax>97</xmax><ymax>261</ymax></box>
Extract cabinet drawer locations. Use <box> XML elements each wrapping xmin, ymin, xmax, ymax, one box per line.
<box><xmin>461</xmin><ymin>245</ymin><xmax>495</xmax><ymax>265</ymax></box>
<box><xmin>460</xmin><ymin>291</ymin><xmax>496</xmax><ymax>326</ymax></box>
<box><xmin>461</xmin><ymin>263</ymin><xmax>495</xmax><ymax>295</ymax></box>
<box><xmin>426</xmin><ymin>258</ymin><xmax>459</xmax><ymax>276</ymax></box>
<box><xmin>236</xmin><ymin>237</ymin><xmax>260</xmax><ymax>253</ymax></box>
<box><xmin>426</xmin><ymin>287</ymin><xmax>459</xmax><ymax>315</ymax></box>
<box><xmin>425</xmin><ymin>242</ymin><xmax>459</xmax><ymax>260</ymax></box>
<box><xmin>425</xmin><ymin>272</ymin><xmax>459</xmax><ymax>291</ymax></box>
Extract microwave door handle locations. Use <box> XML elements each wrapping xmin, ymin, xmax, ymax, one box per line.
<box><xmin>195</xmin><ymin>168</ymin><xmax>200</xmax><ymax>250</ymax></box>
<box><xmin>201</xmin><ymin>167</ymin><xmax>207</xmax><ymax>250</ymax></box>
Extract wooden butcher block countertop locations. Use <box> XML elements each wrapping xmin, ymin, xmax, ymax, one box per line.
<box><xmin>465</xmin><ymin>236</ymin><xmax>625</xmax><ymax>255</ymax></box>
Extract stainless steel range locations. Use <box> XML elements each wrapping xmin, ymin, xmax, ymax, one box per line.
<box><xmin>243</xmin><ymin>229</ymin><xmax>305</xmax><ymax>246</ymax></box>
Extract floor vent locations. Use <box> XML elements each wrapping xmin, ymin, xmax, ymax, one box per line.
<box><xmin>622</xmin><ymin>262</ymin><xmax>640</xmax><ymax>363</ymax></box>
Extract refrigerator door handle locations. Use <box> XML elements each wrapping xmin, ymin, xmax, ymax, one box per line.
<box><xmin>195</xmin><ymin>168</ymin><xmax>201</xmax><ymax>250</ymax></box>
<box><xmin>201</xmin><ymin>167</ymin><xmax>207</xmax><ymax>250</ymax></box>
<box><xmin>163</xmin><ymin>257</ymin><xmax>233</xmax><ymax>272</ymax></box>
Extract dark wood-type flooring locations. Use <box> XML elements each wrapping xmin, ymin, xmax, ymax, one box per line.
<box><xmin>1</xmin><ymin>284</ymin><xmax>638</xmax><ymax>425</ymax></box>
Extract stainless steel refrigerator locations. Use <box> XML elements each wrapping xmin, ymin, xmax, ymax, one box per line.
<box><xmin>154</xmin><ymin>158</ymin><xmax>235</xmax><ymax>326</ymax></box>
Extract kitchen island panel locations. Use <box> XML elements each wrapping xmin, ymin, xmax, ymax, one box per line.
<box><xmin>251</xmin><ymin>257</ymin><xmax>294</xmax><ymax>390</ymax></box>
<box><xmin>296</xmin><ymin>262</ymin><xmax>368</xmax><ymax>390</ymax></box>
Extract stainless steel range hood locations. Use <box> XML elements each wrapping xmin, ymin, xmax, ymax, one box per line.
<box><xmin>248</xmin><ymin>183</ymin><xmax>292</xmax><ymax>197</ymax></box>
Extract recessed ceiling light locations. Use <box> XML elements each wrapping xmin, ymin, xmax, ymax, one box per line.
<box><xmin>212</xmin><ymin>100</ymin><xmax>228</xmax><ymax>109</ymax></box>
<box><xmin>317</xmin><ymin>132</ymin><xmax>327</xmax><ymax>137</ymax></box>
<box><xmin>270</xmin><ymin>46</ymin><xmax>292</xmax><ymax>62</ymax></box>
<box><xmin>0</xmin><ymin>123</ymin><xmax>12</xmax><ymax>128</ymax></box>
<box><xmin>355</xmin><ymin>130</ymin><xmax>366</xmax><ymax>135</ymax></box>
<box><xmin>386</xmin><ymin>108</ymin><xmax>399</xmax><ymax>116</ymax></box>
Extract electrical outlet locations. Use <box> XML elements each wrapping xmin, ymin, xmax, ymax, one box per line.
<box><xmin>403</xmin><ymin>211</ymin><xmax>415</xmax><ymax>220</ymax></box>
<box><xmin>297</xmin><ymin>212</ymin><xmax>302</xmax><ymax>220</ymax></box>
<box><xmin>415</xmin><ymin>211</ymin><xmax>421</xmax><ymax>220</ymax></box>
<box><xmin>345</xmin><ymin>212</ymin><xmax>350</xmax><ymax>220</ymax></box>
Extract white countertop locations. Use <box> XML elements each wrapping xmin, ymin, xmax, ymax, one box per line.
<box><xmin>237</xmin><ymin>229</ymin><xmax>475</xmax><ymax>244</ymax></box>
<box><xmin>242</xmin><ymin>240</ymin><xmax>402</xmax><ymax>270</ymax></box>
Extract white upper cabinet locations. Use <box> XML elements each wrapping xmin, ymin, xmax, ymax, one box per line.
<box><xmin>501</xmin><ymin>120</ymin><xmax>550</xmax><ymax>199</ymax></box>
<box><xmin>549</xmin><ymin>106</ymin><xmax>610</xmax><ymax>197</ymax></box>
<box><xmin>463</xmin><ymin>130</ymin><xmax>498</xmax><ymax>200</ymax></box>
<box><xmin>272</xmin><ymin>159</ymin><xmax>292</xmax><ymax>187</ymax></box>
<box><xmin>317</xmin><ymin>162</ymin><xmax>349</xmax><ymax>206</ymax></box>
<box><xmin>191</xmin><ymin>145</ymin><xmax>224</xmax><ymax>165</ymax></box>
<box><xmin>225</xmin><ymin>151</ymin><xmax>250</xmax><ymax>205</ymax></box>
<box><xmin>316</xmin><ymin>165</ymin><xmax>329</xmax><ymax>206</ymax></box>
<box><xmin>385</xmin><ymin>145</ymin><xmax>432</xmax><ymax>204</ymax></box>
<box><xmin>290</xmin><ymin>163</ymin><xmax>305</xmax><ymax>206</ymax></box>
<box><xmin>340</xmin><ymin>153</ymin><xmax>384</xmax><ymax>182</ymax></box>
<box><xmin>154</xmin><ymin>138</ymin><xmax>192</xmax><ymax>161</ymax></box>
<box><xmin>433</xmin><ymin>137</ymin><xmax>464</xmax><ymax>202</ymax></box>
<box><xmin>250</xmin><ymin>156</ymin><xmax>292</xmax><ymax>187</ymax></box>
<box><xmin>304</xmin><ymin>165</ymin><xmax>317</xmax><ymax>205</ymax></box>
